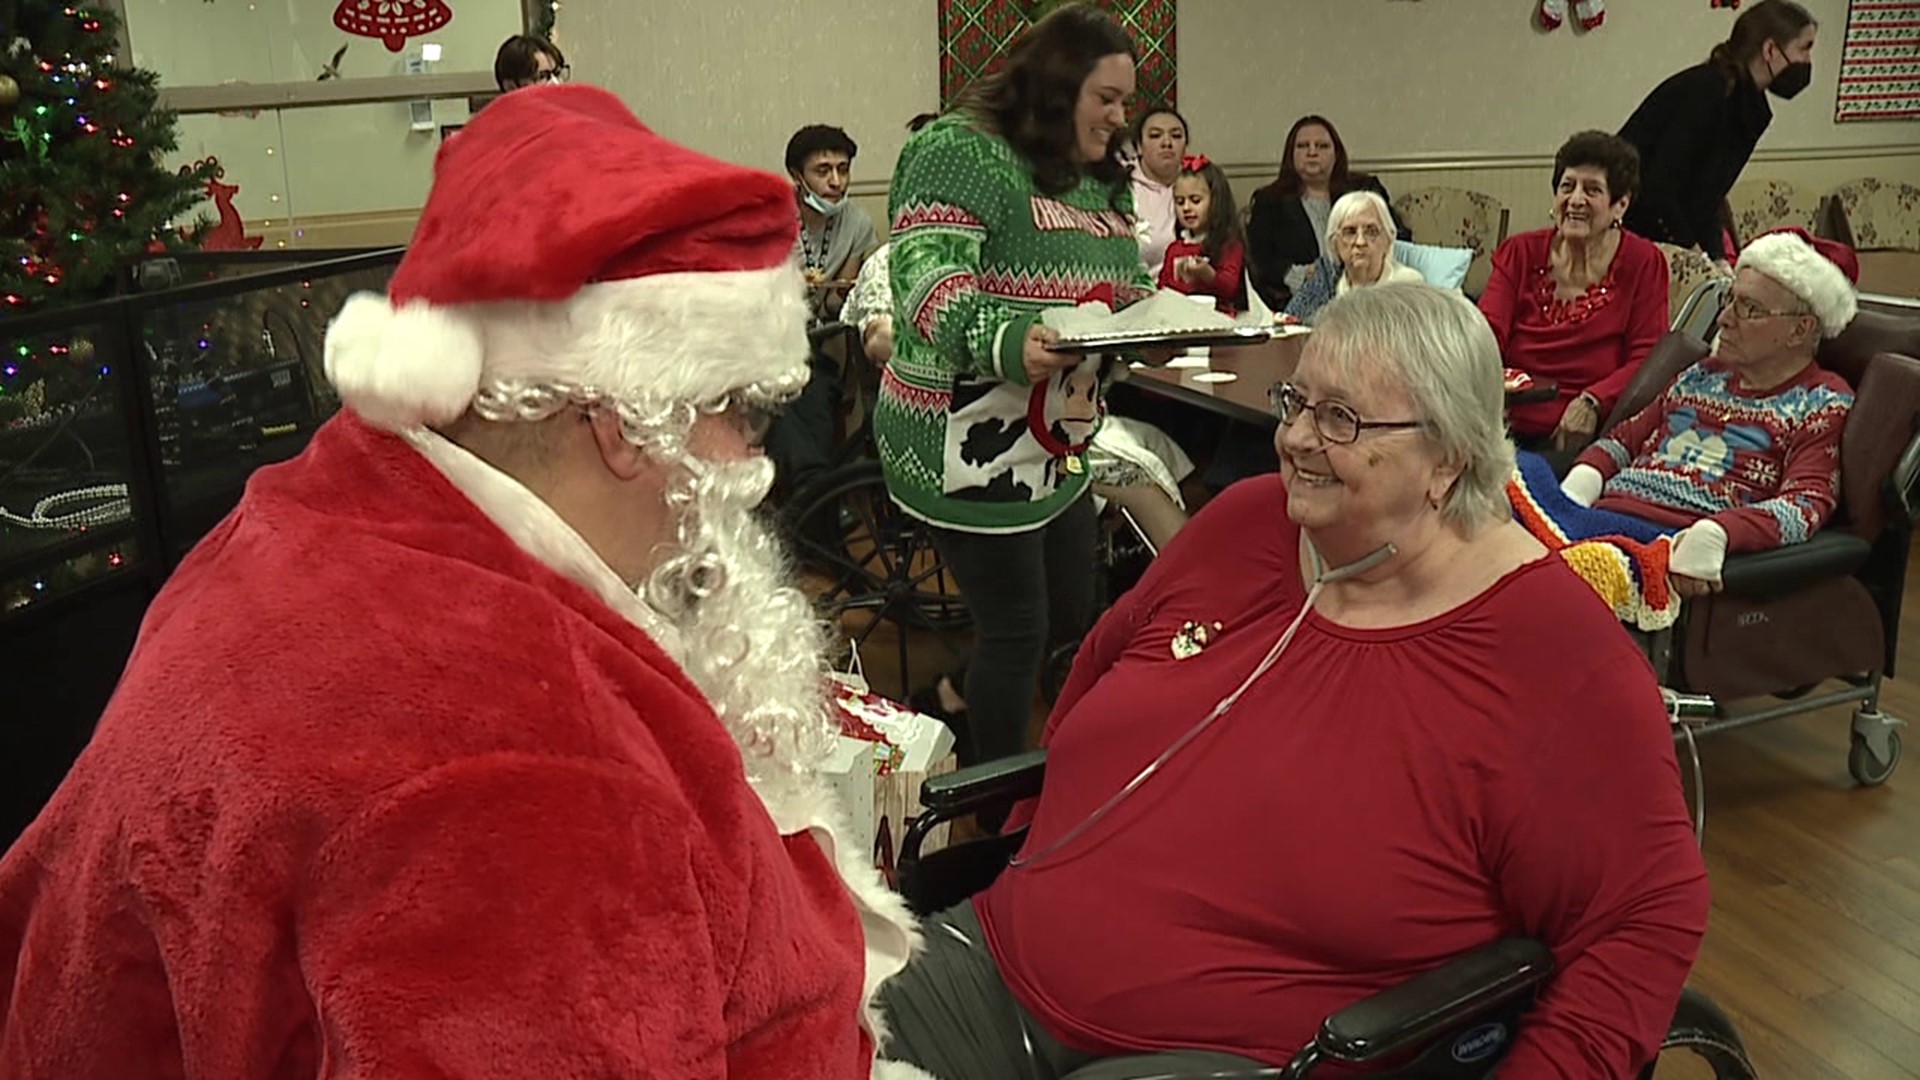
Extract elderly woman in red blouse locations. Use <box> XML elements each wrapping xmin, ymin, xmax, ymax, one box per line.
<box><xmin>879</xmin><ymin>283</ymin><xmax>1710</xmax><ymax>1080</ymax></box>
<box><xmin>1480</xmin><ymin>131</ymin><xmax>1671</xmax><ymax>453</ymax></box>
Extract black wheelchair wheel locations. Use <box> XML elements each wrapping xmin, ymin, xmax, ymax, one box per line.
<box><xmin>1648</xmin><ymin>988</ymin><xmax>1759</xmax><ymax>1079</ymax></box>
<box><xmin>782</xmin><ymin>460</ymin><xmax>971</xmax><ymax>699</ymax></box>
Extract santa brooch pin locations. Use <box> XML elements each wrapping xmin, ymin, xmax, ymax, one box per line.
<box><xmin>1171</xmin><ymin>620</ymin><xmax>1225</xmax><ymax>660</ymax></box>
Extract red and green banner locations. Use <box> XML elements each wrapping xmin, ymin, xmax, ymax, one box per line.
<box><xmin>938</xmin><ymin>0</ymin><xmax>1177</xmax><ymax>114</ymax></box>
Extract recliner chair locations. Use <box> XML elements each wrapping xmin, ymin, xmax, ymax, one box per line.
<box><xmin>895</xmin><ymin>752</ymin><xmax>1757</xmax><ymax>1079</ymax></box>
<box><xmin>1595</xmin><ymin>308</ymin><xmax>1920</xmax><ymax>784</ymax></box>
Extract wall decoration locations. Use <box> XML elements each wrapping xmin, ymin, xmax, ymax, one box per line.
<box><xmin>938</xmin><ymin>0</ymin><xmax>1176</xmax><ymax>112</ymax></box>
<box><xmin>1538</xmin><ymin>0</ymin><xmax>1606</xmax><ymax>32</ymax></box>
<box><xmin>332</xmin><ymin>0</ymin><xmax>454</xmax><ymax>54</ymax></box>
<box><xmin>179</xmin><ymin>157</ymin><xmax>263</xmax><ymax>251</ymax></box>
<box><xmin>1835</xmin><ymin>0</ymin><xmax>1920</xmax><ymax>122</ymax></box>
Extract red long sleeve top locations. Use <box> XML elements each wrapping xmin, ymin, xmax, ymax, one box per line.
<box><xmin>975</xmin><ymin>475</ymin><xmax>1710</xmax><ymax>1077</ymax></box>
<box><xmin>1574</xmin><ymin>357</ymin><xmax>1854</xmax><ymax>551</ymax></box>
<box><xmin>1157</xmin><ymin>235</ymin><xmax>1246</xmax><ymax>314</ymax></box>
<box><xmin>1479</xmin><ymin>228</ymin><xmax>1671</xmax><ymax>437</ymax></box>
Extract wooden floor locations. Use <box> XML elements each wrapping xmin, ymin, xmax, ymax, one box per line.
<box><xmin>827</xmin><ymin>535</ymin><xmax>1920</xmax><ymax>1078</ymax></box>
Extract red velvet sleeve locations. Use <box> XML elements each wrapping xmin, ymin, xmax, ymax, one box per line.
<box><xmin>1477</xmin><ymin>236</ymin><xmax>1524</xmax><ymax>360</ymax></box>
<box><xmin>1585</xmin><ymin>242</ymin><xmax>1672</xmax><ymax>416</ymax></box>
<box><xmin>298</xmin><ymin>755</ymin><xmax>731</xmax><ymax>1079</ymax></box>
<box><xmin>1485</xmin><ymin>658</ymin><xmax>1711</xmax><ymax>1078</ymax></box>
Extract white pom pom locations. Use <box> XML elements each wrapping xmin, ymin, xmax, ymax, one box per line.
<box><xmin>323</xmin><ymin>294</ymin><xmax>484</xmax><ymax>431</ymax></box>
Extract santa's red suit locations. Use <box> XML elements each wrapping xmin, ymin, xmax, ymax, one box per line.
<box><xmin>0</xmin><ymin>86</ymin><xmax>930</xmax><ymax>1080</ymax></box>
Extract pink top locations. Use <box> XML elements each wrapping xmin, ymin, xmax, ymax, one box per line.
<box><xmin>1130</xmin><ymin>162</ymin><xmax>1178</xmax><ymax>273</ymax></box>
<box><xmin>976</xmin><ymin>475</ymin><xmax>1709</xmax><ymax>1075</ymax></box>
<box><xmin>1478</xmin><ymin>228</ymin><xmax>1671</xmax><ymax>437</ymax></box>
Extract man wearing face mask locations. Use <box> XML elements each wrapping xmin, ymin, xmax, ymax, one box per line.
<box><xmin>787</xmin><ymin>124</ymin><xmax>880</xmax><ymax>324</ymax></box>
<box><xmin>764</xmin><ymin>124</ymin><xmax>882</xmax><ymax>497</ymax></box>
<box><xmin>1619</xmin><ymin>0</ymin><xmax>1819</xmax><ymax>266</ymax></box>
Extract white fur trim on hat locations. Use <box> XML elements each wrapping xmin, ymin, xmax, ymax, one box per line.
<box><xmin>324</xmin><ymin>263</ymin><xmax>811</xmax><ymax>430</ymax></box>
<box><xmin>482</xmin><ymin>263</ymin><xmax>812</xmax><ymax>406</ymax></box>
<box><xmin>324</xmin><ymin>294</ymin><xmax>486</xmax><ymax>431</ymax></box>
<box><xmin>1737</xmin><ymin>232</ymin><xmax>1858</xmax><ymax>339</ymax></box>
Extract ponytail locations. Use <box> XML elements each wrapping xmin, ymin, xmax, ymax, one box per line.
<box><xmin>1708</xmin><ymin>0</ymin><xmax>1816</xmax><ymax>93</ymax></box>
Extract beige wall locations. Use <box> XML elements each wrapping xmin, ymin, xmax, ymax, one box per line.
<box><xmin>260</xmin><ymin>0</ymin><xmax>1920</xmax><ymax>255</ymax></box>
<box><xmin>561</xmin><ymin>1</ymin><xmax>939</xmax><ymax>191</ymax></box>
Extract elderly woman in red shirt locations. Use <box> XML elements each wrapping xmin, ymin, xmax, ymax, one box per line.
<box><xmin>1480</xmin><ymin>131</ymin><xmax>1671</xmax><ymax>453</ymax></box>
<box><xmin>879</xmin><ymin>282</ymin><xmax>1710</xmax><ymax>1080</ymax></box>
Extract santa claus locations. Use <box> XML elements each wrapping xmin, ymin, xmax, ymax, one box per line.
<box><xmin>0</xmin><ymin>85</ymin><xmax>931</xmax><ymax>1079</ymax></box>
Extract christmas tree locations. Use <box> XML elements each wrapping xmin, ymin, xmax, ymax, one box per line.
<box><xmin>0</xmin><ymin>0</ymin><xmax>212</xmax><ymax>315</ymax></box>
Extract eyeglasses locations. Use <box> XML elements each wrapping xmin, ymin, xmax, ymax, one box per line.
<box><xmin>533</xmin><ymin>65</ymin><xmax>571</xmax><ymax>84</ymax></box>
<box><xmin>1335</xmin><ymin>224</ymin><xmax>1386</xmax><ymax>244</ymax></box>
<box><xmin>1725</xmin><ymin>296</ymin><xmax>1810</xmax><ymax>323</ymax></box>
<box><xmin>1268</xmin><ymin>382</ymin><xmax>1423</xmax><ymax>445</ymax></box>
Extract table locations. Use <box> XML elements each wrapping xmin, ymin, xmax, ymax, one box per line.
<box><xmin>1123</xmin><ymin>331</ymin><xmax>1558</xmax><ymax>425</ymax></box>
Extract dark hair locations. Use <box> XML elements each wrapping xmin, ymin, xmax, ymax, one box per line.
<box><xmin>907</xmin><ymin>112</ymin><xmax>940</xmax><ymax>133</ymax></box>
<box><xmin>1708</xmin><ymin>0</ymin><xmax>1816</xmax><ymax>92</ymax></box>
<box><xmin>784</xmin><ymin>125</ymin><xmax>859</xmax><ymax>175</ymax></box>
<box><xmin>1551</xmin><ymin>130</ymin><xmax>1642</xmax><ymax>203</ymax></box>
<box><xmin>1254</xmin><ymin>114</ymin><xmax>1355</xmax><ymax>203</ymax></box>
<box><xmin>1176</xmin><ymin>161</ymin><xmax>1242</xmax><ymax>267</ymax></box>
<box><xmin>956</xmin><ymin>3</ymin><xmax>1138</xmax><ymax>199</ymax></box>
<box><xmin>493</xmin><ymin>35</ymin><xmax>563</xmax><ymax>90</ymax></box>
<box><xmin>1130</xmin><ymin>105</ymin><xmax>1190</xmax><ymax>149</ymax></box>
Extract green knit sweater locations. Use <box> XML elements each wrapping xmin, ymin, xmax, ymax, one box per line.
<box><xmin>877</xmin><ymin>114</ymin><xmax>1153</xmax><ymax>534</ymax></box>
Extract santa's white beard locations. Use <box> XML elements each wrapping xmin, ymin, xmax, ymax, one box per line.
<box><xmin>642</xmin><ymin>453</ymin><xmax>838</xmax><ymax>780</ymax></box>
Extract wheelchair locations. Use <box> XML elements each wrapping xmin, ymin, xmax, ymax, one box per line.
<box><xmin>777</xmin><ymin>322</ymin><xmax>971</xmax><ymax>700</ymax></box>
<box><xmin>1598</xmin><ymin>308</ymin><xmax>1920</xmax><ymax>786</ymax></box>
<box><xmin>778</xmin><ymin>322</ymin><xmax>1178</xmax><ymax>702</ymax></box>
<box><xmin>895</xmin><ymin>750</ymin><xmax>1758</xmax><ymax>1079</ymax></box>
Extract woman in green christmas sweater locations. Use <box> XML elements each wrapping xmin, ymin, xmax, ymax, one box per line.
<box><xmin>879</xmin><ymin>3</ymin><xmax>1155</xmax><ymax>764</ymax></box>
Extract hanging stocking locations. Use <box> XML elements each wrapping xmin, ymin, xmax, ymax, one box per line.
<box><xmin>333</xmin><ymin>0</ymin><xmax>454</xmax><ymax>54</ymax></box>
<box><xmin>1537</xmin><ymin>0</ymin><xmax>1568</xmax><ymax>30</ymax></box>
<box><xmin>1711</xmin><ymin>0</ymin><xmax>1742</xmax><ymax>9</ymax></box>
<box><xmin>1575</xmin><ymin>0</ymin><xmax>1605</xmax><ymax>29</ymax></box>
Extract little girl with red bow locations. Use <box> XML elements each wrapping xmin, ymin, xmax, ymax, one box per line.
<box><xmin>1156</xmin><ymin>154</ymin><xmax>1248</xmax><ymax>315</ymax></box>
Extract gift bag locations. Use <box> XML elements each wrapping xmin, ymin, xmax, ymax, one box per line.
<box><xmin>824</xmin><ymin>645</ymin><xmax>957</xmax><ymax>887</ymax></box>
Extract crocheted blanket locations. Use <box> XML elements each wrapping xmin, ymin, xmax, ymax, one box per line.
<box><xmin>1508</xmin><ymin>451</ymin><xmax>1682</xmax><ymax>631</ymax></box>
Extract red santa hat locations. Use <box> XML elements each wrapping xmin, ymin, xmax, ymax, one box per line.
<box><xmin>324</xmin><ymin>85</ymin><xmax>808</xmax><ymax>431</ymax></box>
<box><xmin>1737</xmin><ymin>227</ymin><xmax>1860</xmax><ymax>339</ymax></box>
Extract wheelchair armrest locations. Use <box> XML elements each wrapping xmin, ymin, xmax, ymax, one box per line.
<box><xmin>1316</xmin><ymin>939</ymin><xmax>1555</xmax><ymax>1064</ymax></box>
<box><xmin>1717</xmin><ymin>531</ymin><xmax>1874</xmax><ymax>600</ymax></box>
<box><xmin>1891</xmin><ymin>427</ymin><xmax>1920</xmax><ymax>526</ymax></box>
<box><xmin>808</xmin><ymin>320</ymin><xmax>855</xmax><ymax>349</ymax></box>
<box><xmin>919</xmin><ymin>750</ymin><xmax>1048</xmax><ymax>815</ymax></box>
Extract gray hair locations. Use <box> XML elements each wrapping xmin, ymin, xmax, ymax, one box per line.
<box><xmin>1326</xmin><ymin>189</ymin><xmax>1395</xmax><ymax>250</ymax></box>
<box><xmin>1310</xmin><ymin>282</ymin><xmax>1515</xmax><ymax>531</ymax></box>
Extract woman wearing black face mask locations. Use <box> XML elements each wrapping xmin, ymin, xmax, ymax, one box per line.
<box><xmin>1618</xmin><ymin>0</ymin><xmax>1818</xmax><ymax>264</ymax></box>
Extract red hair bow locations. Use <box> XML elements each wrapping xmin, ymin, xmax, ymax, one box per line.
<box><xmin>1181</xmin><ymin>153</ymin><xmax>1212</xmax><ymax>173</ymax></box>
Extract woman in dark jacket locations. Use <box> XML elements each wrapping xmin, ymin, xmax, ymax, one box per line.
<box><xmin>1244</xmin><ymin>114</ymin><xmax>1406</xmax><ymax>311</ymax></box>
<box><xmin>1618</xmin><ymin>0</ymin><xmax>1818</xmax><ymax>263</ymax></box>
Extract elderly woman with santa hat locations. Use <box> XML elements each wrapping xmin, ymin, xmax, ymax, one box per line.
<box><xmin>0</xmin><ymin>85</ymin><xmax>932</xmax><ymax>1080</ymax></box>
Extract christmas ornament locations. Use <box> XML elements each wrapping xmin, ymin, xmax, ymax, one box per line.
<box><xmin>332</xmin><ymin>0</ymin><xmax>455</xmax><ymax>54</ymax></box>
<box><xmin>0</xmin><ymin>74</ymin><xmax>19</xmax><ymax>108</ymax></box>
<box><xmin>1170</xmin><ymin>620</ymin><xmax>1223</xmax><ymax>660</ymax></box>
<box><xmin>1538</xmin><ymin>0</ymin><xmax>1604</xmax><ymax>31</ymax></box>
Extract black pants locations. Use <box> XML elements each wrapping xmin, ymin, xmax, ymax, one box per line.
<box><xmin>930</xmin><ymin>495</ymin><xmax>1099</xmax><ymax>764</ymax></box>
